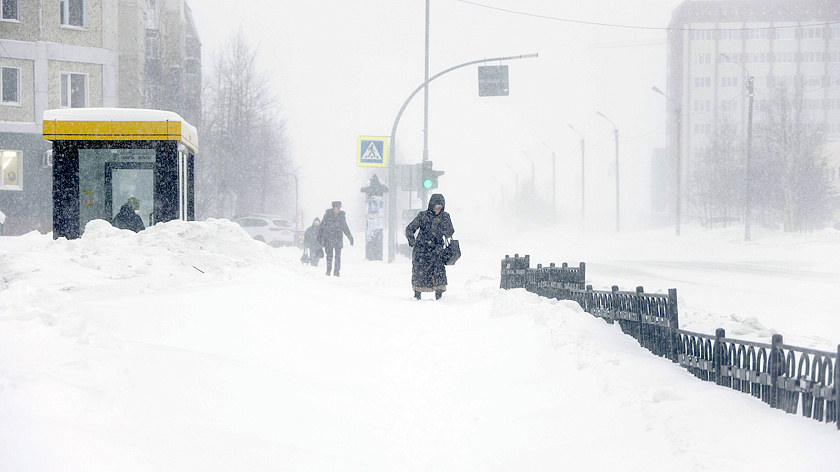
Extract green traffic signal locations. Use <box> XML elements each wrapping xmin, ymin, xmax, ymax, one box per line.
<box><xmin>423</xmin><ymin>179</ymin><xmax>433</xmax><ymax>189</ymax></box>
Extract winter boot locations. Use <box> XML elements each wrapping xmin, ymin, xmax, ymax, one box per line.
<box><xmin>435</xmin><ymin>290</ymin><xmax>443</xmax><ymax>300</ymax></box>
<box><xmin>325</xmin><ymin>267</ymin><xmax>331</xmax><ymax>276</ymax></box>
<box><xmin>333</xmin><ymin>271</ymin><xmax>340</xmax><ymax>277</ymax></box>
<box><xmin>414</xmin><ymin>291</ymin><xmax>421</xmax><ymax>300</ymax></box>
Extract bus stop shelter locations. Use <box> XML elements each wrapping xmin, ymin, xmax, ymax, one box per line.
<box><xmin>43</xmin><ymin>108</ymin><xmax>198</xmax><ymax>239</ymax></box>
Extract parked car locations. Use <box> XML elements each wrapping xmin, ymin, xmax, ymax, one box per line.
<box><xmin>234</xmin><ymin>215</ymin><xmax>295</xmax><ymax>247</ymax></box>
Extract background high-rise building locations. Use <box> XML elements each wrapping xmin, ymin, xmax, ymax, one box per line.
<box><xmin>664</xmin><ymin>0</ymin><xmax>840</xmax><ymax>226</ymax></box>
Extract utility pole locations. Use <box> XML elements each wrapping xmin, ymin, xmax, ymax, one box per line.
<box><xmin>542</xmin><ymin>142</ymin><xmax>556</xmax><ymax>223</ymax></box>
<box><xmin>652</xmin><ymin>86</ymin><xmax>682</xmax><ymax>236</ymax></box>
<box><xmin>596</xmin><ymin>111</ymin><xmax>619</xmax><ymax>232</ymax></box>
<box><xmin>745</xmin><ymin>76</ymin><xmax>753</xmax><ymax>241</ymax></box>
<box><xmin>422</xmin><ymin>0</ymin><xmax>430</xmax><ymax>205</ymax></box>
<box><xmin>568</xmin><ymin>124</ymin><xmax>585</xmax><ymax>231</ymax></box>
<box><xmin>721</xmin><ymin>53</ymin><xmax>754</xmax><ymax>241</ymax></box>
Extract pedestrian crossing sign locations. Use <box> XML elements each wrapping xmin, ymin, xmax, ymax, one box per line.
<box><xmin>357</xmin><ymin>136</ymin><xmax>389</xmax><ymax>168</ymax></box>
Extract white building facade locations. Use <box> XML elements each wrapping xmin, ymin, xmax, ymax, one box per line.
<box><xmin>664</xmin><ymin>0</ymin><xmax>840</xmax><ymax>225</ymax></box>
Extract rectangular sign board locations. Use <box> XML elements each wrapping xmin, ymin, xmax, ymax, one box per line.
<box><xmin>357</xmin><ymin>136</ymin><xmax>389</xmax><ymax>167</ymax></box>
<box><xmin>478</xmin><ymin>65</ymin><xmax>509</xmax><ymax>97</ymax></box>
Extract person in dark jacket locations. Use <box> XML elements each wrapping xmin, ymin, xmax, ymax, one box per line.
<box><xmin>318</xmin><ymin>201</ymin><xmax>354</xmax><ymax>276</ymax></box>
<box><xmin>112</xmin><ymin>197</ymin><xmax>145</xmax><ymax>233</ymax></box>
<box><xmin>303</xmin><ymin>217</ymin><xmax>323</xmax><ymax>267</ymax></box>
<box><xmin>405</xmin><ymin>193</ymin><xmax>454</xmax><ymax>300</ymax></box>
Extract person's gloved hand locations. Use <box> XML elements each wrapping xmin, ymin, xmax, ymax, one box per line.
<box><xmin>407</xmin><ymin>237</ymin><xmax>415</xmax><ymax>247</ymax></box>
<box><xmin>349</xmin><ymin>236</ymin><xmax>354</xmax><ymax>246</ymax></box>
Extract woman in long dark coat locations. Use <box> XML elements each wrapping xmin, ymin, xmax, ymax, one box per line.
<box><xmin>405</xmin><ymin>193</ymin><xmax>454</xmax><ymax>300</ymax></box>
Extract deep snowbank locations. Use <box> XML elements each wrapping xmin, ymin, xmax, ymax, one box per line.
<box><xmin>1</xmin><ymin>219</ymin><xmax>838</xmax><ymax>471</ymax></box>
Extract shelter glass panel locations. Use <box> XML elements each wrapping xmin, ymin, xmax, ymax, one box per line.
<box><xmin>78</xmin><ymin>148</ymin><xmax>155</xmax><ymax>230</ymax></box>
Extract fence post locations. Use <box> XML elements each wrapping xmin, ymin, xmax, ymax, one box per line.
<box><xmin>836</xmin><ymin>344</ymin><xmax>840</xmax><ymax>430</ymax></box>
<box><xmin>501</xmin><ymin>255</ymin><xmax>509</xmax><ymax>290</ymax></box>
<box><xmin>636</xmin><ymin>286</ymin><xmax>645</xmax><ymax>347</ymax></box>
<box><xmin>770</xmin><ymin>334</ymin><xmax>783</xmax><ymax>409</ymax></box>
<box><xmin>714</xmin><ymin>328</ymin><xmax>726</xmax><ymax>385</ymax></box>
<box><xmin>667</xmin><ymin>288</ymin><xmax>679</xmax><ymax>363</ymax></box>
<box><xmin>579</xmin><ymin>262</ymin><xmax>586</xmax><ymax>288</ymax></box>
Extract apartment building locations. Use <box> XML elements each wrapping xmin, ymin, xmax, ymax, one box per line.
<box><xmin>663</xmin><ymin>0</ymin><xmax>840</xmax><ymax>223</ymax></box>
<box><xmin>0</xmin><ymin>0</ymin><xmax>200</xmax><ymax>234</ymax></box>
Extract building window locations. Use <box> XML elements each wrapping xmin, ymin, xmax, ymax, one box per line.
<box><xmin>695</xmin><ymin>53</ymin><xmax>711</xmax><ymax>64</ymax></box>
<box><xmin>721</xmin><ymin>76</ymin><xmax>739</xmax><ymax>88</ymax></box>
<box><xmin>694</xmin><ymin>76</ymin><xmax>711</xmax><ymax>88</ymax></box>
<box><xmin>60</xmin><ymin>72</ymin><xmax>87</xmax><ymax>108</ymax></box>
<box><xmin>60</xmin><ymin>0</ymin><xmax>87</xmax><ymax>28</ymax></box>
<box><xmin>1</xmin><ymin>150</ymin><xmax>21</xmax><ymax>190</ymax></box>
<box><xmin>1</xmin><ymin>67</ymin><xmax>20</xmax><ymax>105</ymax></box>
<box><xmin>2</xmin><ymin>0</ymin><xmax>18</xmax><ymax>21</ymax></box>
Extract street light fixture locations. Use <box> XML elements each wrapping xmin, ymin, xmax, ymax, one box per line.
<box><xmin>721</xmin><ymin>53</ymin><xmax>754</xmax><ymax>242</ymax></box>
<box><xmin>541</xmin><ymin>142</ymin><xmax>556</xmax><ymax>223</ymax></box>
<box><xmin>568</xmin><ymin>124</ymin><xmax>585</xmax><ymax>230</ymax></box>
<box><xmin>596</xmin><ymin>111</ymin><xmax>620</xmax><ymax>232</ymax></box>
<box><xmin>652</xmin><ymin>86</ymin><xmax>682</xmax><ymax>236</ymax></box>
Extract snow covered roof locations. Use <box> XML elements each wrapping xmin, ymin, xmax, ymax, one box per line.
<box><xmin>42</xmin><ymin>108</ymin><xmax>198</xmax><ymax>152</ymax></box>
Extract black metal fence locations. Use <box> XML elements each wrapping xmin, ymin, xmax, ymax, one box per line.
<box><xmin>500</xmin><ymin>254</ymin><xmax>839</xmax><ymax>429</ymax></box>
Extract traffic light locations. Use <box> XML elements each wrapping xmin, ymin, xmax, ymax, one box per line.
<box><xmin>420</xmin><ymin>161</ymin><xmax>444</xmax><ymax>190</ymax></box>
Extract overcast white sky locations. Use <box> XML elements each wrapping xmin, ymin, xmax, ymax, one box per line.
<box><xmin>188</xmin><ymin>0</ymin><xmax>683</xmax><ymax>230</ymax></box>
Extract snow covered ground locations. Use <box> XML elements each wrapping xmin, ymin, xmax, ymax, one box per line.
<box><xmin>1</xmin><ymin>219</ymin><xmax>838</xmax><ymax>471</ymax></box>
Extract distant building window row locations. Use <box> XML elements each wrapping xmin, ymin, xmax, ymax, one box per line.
<box><xmin>749</xmin><ymin>98</ymin><xmax>840</xmax><ymax>112</ymax></box>
<box><xmin>60</xmin><ymin>0</ymin><xmax>87</xmax><ymax>28</ymax></box>
<box><xmin>715</xmin><ymin>51</ymin><xmax>840</xmax><ymax>65</ymax></box>
<box><xmin>2</xmin><ymin>0</ymin><xmax>18</xmax><ymax>21</ymax></box>
<box><xmin>694</xmin><ymin>76</ymin><xmax>712</xmax><ymax>88</ymax></box>
<box><xmin>721</xmin><ymin>76</ymin><xmax>739</xmax><ymax>87</ymax></box>
<box><xmin>695</xmin><ymin>53</ymin><xmax>712</xmax><ymax>64</ymax></box>
<box><xmin>60</xmin><ymin>72</ymin><xmax>87</xmax><ymax>108</ymax></box>
<box><xmin>721</xmin><ymin>99</ymin><xmax>739</xmax><ymax>111</ymax></box>
<box><xmin>1</xmin><ymin>67</ymin><xmax>20</xmax><ymax>105</ymax></box>
<box><xmin>694</xmin><ymin>99</ymin><xmax>712</xmax><ymax>112</ymax></box>
<box><xmin>768</xmin><ymin>75</ymin><xmax>836</xmax><ymax>88</ymax></box>
<box><xmin>1</xmin><ymin>150</ymin><xmax>21</xmax><ymax>190</ymax></box>
<box><xmin>693</xmin><ymin>123</ymin><xmax>712</xmax><ymax>135</ymax></box>
<box><xmin>690</xmin><ymin>26</ymin><xmax>837</xmax><ymax>42</ymax></box>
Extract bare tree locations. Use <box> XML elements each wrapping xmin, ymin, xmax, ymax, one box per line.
<box><xmin>752</xmin><ymin>82</ymin><xmax>832</xmax><ymax>232</ymax></box>
<box><xmin>196</xmin><ymin>29</ymin><xmax>294</xmax><ymax>220</ymax></box>
<box><xmin>690</xmin><ymin>118</ymin><xmax>742</xmax><ymax>226</ymax></box>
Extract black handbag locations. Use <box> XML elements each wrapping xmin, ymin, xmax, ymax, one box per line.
<box><xmin>300</xmin><ymin>249</ymin><xmax>310</xmax><ymax>264</ymax></box>
<box><xmin>442</xmin><ymin>239</ymin><xmax>461</xmax><ymax>266</ymax></box>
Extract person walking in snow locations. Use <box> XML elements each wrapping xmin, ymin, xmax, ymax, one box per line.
<box><xmin>303</xmin><ymin>217</ymin><xmax>324</xmax><ymax>267</ymax></box>
<box><xmin>112</xmin><ymin>196</ymin><xmax>145</xmax><ymax>233</ymax></box>
<box><xmin>318</xmin><ymin>201</ymin><xmax>354</xmax><ymax>276</ymax></box>
<box><xmin>405</xmin><ymin>193</ymin><xmax>454</xmax><ymax>300</ymax></box>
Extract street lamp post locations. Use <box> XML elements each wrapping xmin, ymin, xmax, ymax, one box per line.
<box><xmin>542</xmin><ymin>142</ymin><xmax>556</xmax><ymax>223</ymax></box>
<box><xmin>568</xmin><ymin>124</ymin><xmax>585</xmax><ymax>231</ymax></box>
<box><xmin>522</xmin><ymin>151</ymin><xmax>535</xmax><ymax>204</ymax></box>
<box><xmin>504</xmin><ymin>163</ymin><xmax>519</xmax><ymax>203</ymax></box>
<box><xmin>721</xmin><ymin>53</ymin><xmax>754</xmax><ymax>242</ymax></box>
<box><xmin>596</xmin><ymin>111</ymin><xmax>620</xmax><ymax>232</ymax></box>
<box><xmin>652</xmin><ymin>86</ymin><xmax>682</xmax><ymax>236</ymax></box>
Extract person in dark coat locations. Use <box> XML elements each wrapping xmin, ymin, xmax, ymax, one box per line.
<box><xmin>303</xmin><ymin>217</ymin><xmax>323</xmax><ymax>267</ymax></box>
<box><xmin>405</xmin><ymin>193</ymin><xmax>454</xmax><ymax>300</ymax></box>
<box><xmin>318</xmin><ymin>201</ymin><xmax>354</xmax><ymax>276</ymax></box>
<box><xmin>112</xmin><ymin>196</ymin><xmax>145</xmax><ymax>233</ymax></box>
